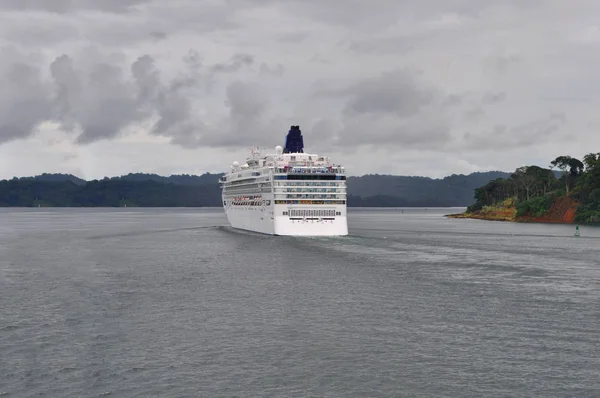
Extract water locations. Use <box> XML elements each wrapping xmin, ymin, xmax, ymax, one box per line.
<box><xmin>1</xmin><ymin>208</ymin><xmax>599</xmax><ymax>397</ymax></box>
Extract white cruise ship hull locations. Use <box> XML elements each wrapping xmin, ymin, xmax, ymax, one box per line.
<box><xmin>225</xmin><ymin>206</ymin><xmax>275</xmax><ymax>235</ymax></box>
<box><xmin>225</xmin><ymin>205</ymin><xmax>348</xmax><ymax>236</ymax></box>
<box><xmin>273</xmin><ymin>214</ymin><xmax>348</xmax><ymax>236</ymax></box>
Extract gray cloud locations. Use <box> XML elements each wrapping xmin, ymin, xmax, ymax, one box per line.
<box><xmin>316</xmin><ymin>69</ymin><xmax>440</xmax><ymax>119</ymax></box>
<box><xmin>443</xmin><ymin>94</ymin><xmax>463</xmax><ymax>107</ymax></box>
<box><xmin>346</xmin><ymin>36</ymin><xmax>417</xmax><ymax>56</ymax></box>
<box><xmin>0</xmin><ymin>46</ymin><xmax>267</xmax><ymax>146</ymax></box>
<box><xmin>218</xmin><ymin>80</ymin><xmax>276</xmax><ymax>146</ymax></box>
<box><xmin>210</xmin><ymin>54</ymin><xmax>254</xmax><ymax>74</ymax></box>
<box><xmin>464</xmin><ymin>108</ymin><xmax>485</xmax><ymax>121</ymax></box>
<box><xmin>226</xmin><ymin>81</ymin><xmax>267</xmax><ymax>120</ymax></box>
<box><xmin>149</xmin><ymin>31</ymin><xmax>167</xmax><ymax>41</ymax></box>
<box><xmin>0</xmin><ymin>1</ymin><xmax>239</xmax><ymax>48</ymax></box>
<box><xmin>166</xmin><ymin>79</ymin><xmax>282</xmax><ymax>149</ymax></box>
<box><xmin>110</xmin><ymin>51</ymin><xmax>209</xmax><ymax>144</ymax></box>
<box><xmin>272</xmin><ymin>0</ymin><xmax>545</xmax><ymax>34</ymax></box>
<box><xmin>309</xmin><ymin>69</ymin><xmax>456</xmax><ymax>150</ymax></box>
<box><xmin>482</xmin><ymin>92</ymin><xmax>506</xmax><ymax>104</ymax></box>
<box><xmin>483</xmin><ymin>54</ymin><xmax>523</xmax><ymax>76</ymax></box>
<box><xmin>341</xmin><ymin>69</ymin><xmax>437</xmax><ymax>117</ymax></box>
<box><xmin>0</xmin><ymin>0</ymin><xmax>152</xmax><ymax>14</ymax></box>
<box><xmin>0</xmin><ymin>17</ymin><xmax>79</xmax><ymax>47</ymax></box>
<box><xmin>49</xmin><ymin>54</ymin><xmax>83</xmax><ymax>132</ymax></box>
<box><xmin>277</xmin><ymin>31</ymin><xmax>309</xmax><ymax>43</ymax></box>
<box><xmin>259</xmin><ymin>63</ymin><xmax>284</xmax><ymax>77</ymax></box>
<box><xmin>49</xmin><ymin>54</ymin><xmax>144</xmax><ymax>144</ymax></box>
<box><xmin>339</xmin><ymin>114</ymin><xmax>452</xmax><ymax>150</ymax></box>
<box><xmin>0</xmin><ymin>61</ymin><xmax>52</xmax><ymax>144</ymax></box>
<box><xmin>2</xmin><ymin>0</ymin><xmax>600</xmax><ymax>179</ymax></box>
<box><xmin>463</xmin><ymin>112</ymin><xmax>567</xmax><ymax>150</ymax></box>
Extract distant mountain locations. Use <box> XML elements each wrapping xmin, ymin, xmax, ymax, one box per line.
<box><xmin>0</xmin><ymin>175</ymin><xmax>222</xmax><ymax>207</ymax></box>
<box><xmin>346</xmin><ymin>171</ymin><xmax>512</xmax><ymax>207</ymax></box>
<box><xmin>14</xmin><ymin>173</ymin><xmax>87</xmax><ymax>186</ymax></box>
<box><xmin>1</xmin><ymin>170</ymin><xmax>517</xmax><ymax>207</ymax></box>
<box><xmin>111</xmin><ymin>172</ymin><xmax>224</xmax><ymax>186</ymax></box>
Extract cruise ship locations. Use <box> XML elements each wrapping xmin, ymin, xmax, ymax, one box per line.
<box><xmin>218</xmin><ymin>125</ymin><xmax>348</xmax><ymax>236</ymax></box>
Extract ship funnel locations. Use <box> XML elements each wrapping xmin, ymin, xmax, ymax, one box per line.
<box><xmin>283</xmin><ymin>125</ymin><xmax>304</xmax><ymax>153</ymax></box>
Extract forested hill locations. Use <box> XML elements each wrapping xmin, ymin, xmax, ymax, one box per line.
<box><xmin>346</xmin><ymin>171</ymin><xmax>511</xmax><ymax>206</ymax></box>
<box><xmin>0</xmin><ymin>171</ymin><xmax>511</xmax><ymax>207</ymax></box>
<box><xmin>461</xmin><ymin>153</ymin><xmax>600</xmax><ymax>223</ymax></box>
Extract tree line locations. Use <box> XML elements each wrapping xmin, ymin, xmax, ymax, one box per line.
<box><xmin>0</xmin><ymin>179</ymin><xmax>222</xmax><ymax>207</ymax></box>
<box><xmin>467</xmin><ymin>153</ymin><xmax>600</xmax><ymax>223</ymax></box>
<box><xmin>0</xmin><ymin>171</ymin><xmax>511</xmax><ymax>208</ymax></box>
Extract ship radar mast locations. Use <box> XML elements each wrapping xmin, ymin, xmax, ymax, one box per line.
<box><xmin>283</xmin><ymin>125</ymin><xmax>304</xmax><ymax>153</ymax></box>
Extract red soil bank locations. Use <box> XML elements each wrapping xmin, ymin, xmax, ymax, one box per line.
<box><xmin>518</xmin><ymin>196</ymin><xmax>578</xmax><ymax>223</ymax></box>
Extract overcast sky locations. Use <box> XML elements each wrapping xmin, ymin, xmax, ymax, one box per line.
<box><xmin>0</xmin><ymin>0</ymin><xmax>598</xmax><ymax>180</ymax></box>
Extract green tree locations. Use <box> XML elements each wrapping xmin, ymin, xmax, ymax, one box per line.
<box><xmin>511</xmin><ymin>166</ymin><xmax>540</xmax><ymax>201</ymax></box>
<box><xmin>583</xmin><ymin>153</ymin><xmax>600</xmax><ymax>172</ymax></box>
<box><xmin>550</xmin><ymin>155</ymin><xmax>584</xmax><ymax>195</ymax></box>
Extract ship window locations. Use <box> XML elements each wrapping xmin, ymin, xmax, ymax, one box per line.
<box><xmin>286</xmin><ymin>174</ymin><xmax>345</xmax><ymax>180</ymax></box>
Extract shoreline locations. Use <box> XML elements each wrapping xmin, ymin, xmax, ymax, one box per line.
<box><xmin>445</xmin><ymin>213</ymin><xmax>578</xmax><ymax>224</ymax></box>
<box><xmin>445</xmin><ymin>196</ymin><xmax>583</xmax><ymax>225</ymax></box>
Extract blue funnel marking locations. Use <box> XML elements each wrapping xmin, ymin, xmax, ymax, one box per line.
<box><xmin>284</xmin><ymin>125</ymin><xmax>304</xmax><ymax>153</ymax></box>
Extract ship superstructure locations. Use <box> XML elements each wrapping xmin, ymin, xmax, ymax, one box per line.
<box><xmin>218</xmin><ymin>125</ymin><xmax>348</xmax><ymax>236</ymax></box>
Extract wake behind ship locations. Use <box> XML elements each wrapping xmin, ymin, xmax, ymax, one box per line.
<box><xmin>218</xmin><ymin>126</ymin><xmax>348</xmax><ymax>236</ymax></box>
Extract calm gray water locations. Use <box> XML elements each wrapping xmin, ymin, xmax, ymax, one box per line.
<box><xmin>1</xmin><ymin>208</ymin><xmax>599</xmax><ymax>397</ymax></box>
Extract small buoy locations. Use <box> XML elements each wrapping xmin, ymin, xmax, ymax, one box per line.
<box><xmin>574</xmin><ymin>224</ymin><xmax>580</xmax><ymax>237</ymax></box>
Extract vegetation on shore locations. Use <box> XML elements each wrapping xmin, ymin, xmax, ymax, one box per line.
<box><xmin>0</xmin><ymin>171</ymin><xmax>509</xmax><ymax>208</ymax></box>
<box><xmin>0</xmin><ymin>174</ymin><xmax>223</xmax><ymax>207</ymax></box>
<box><xmin>449</xmin><ymin>153</ymin><xmax>600</xmax><ymax>224</ymax></box>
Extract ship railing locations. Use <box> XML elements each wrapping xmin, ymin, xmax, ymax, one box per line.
<box><xmin>275</xmin><ymin>189</ymin><xmax>346</xmax><ymax>193</ymax></box>
<box><xmin>274</xmin><ymin>200</ymin><xmax>346</xmax><ymax>205</ymax></box>
<box><xmin>274</xmin><ymin>194</ymin><xmax>347</xmax><ymax>200</ymax></box>
<box><xmin>273</xmin><ymin>188</ymin><xmax>346</xmax><ymax>193</ymax></box>
<box><xmin>273</xmin><ymin>181</ymin><xmax>346</xmax><ymax>187</ymax></box>
<box><xmin>274</xmin><ymin>166</ymin><xmax>345</xmax><ymax>174</ymax></box>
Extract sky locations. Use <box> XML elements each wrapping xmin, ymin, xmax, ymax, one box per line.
<box><xmin>0</xmin><ymin>0</ymin><xmax>599</xmax><ymax>180</ymax></box>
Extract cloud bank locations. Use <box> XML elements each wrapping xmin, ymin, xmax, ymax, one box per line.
<box><xmin>1</xmin><ymin>0</ymin><xmax>600</xmax><ymax>179</ymax></box>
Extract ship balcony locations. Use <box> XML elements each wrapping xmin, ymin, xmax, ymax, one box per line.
<box><xmin>274</xmin><ymin>193</ymin><xmax>346</xmax><ymax>200</ymax></box>
<box><xmin>273</xmin><ymin>181</ymin><xmax>345</xmax><ymax>187</ymax></box>
<box><xmin>274</xmin><ymin>188</ymin><xmax>346</xmax><ymax>193</ymax></box>
<box><xmin>274</xmin><ymin>166</ymin><xmax>345</xmax><ymax>174</ymax></box>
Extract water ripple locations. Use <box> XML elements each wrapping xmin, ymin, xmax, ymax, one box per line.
<box><xmin>0</xmin><ymin>208</ymin><xmax>598</xmax><ymax>397</ymax></box>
